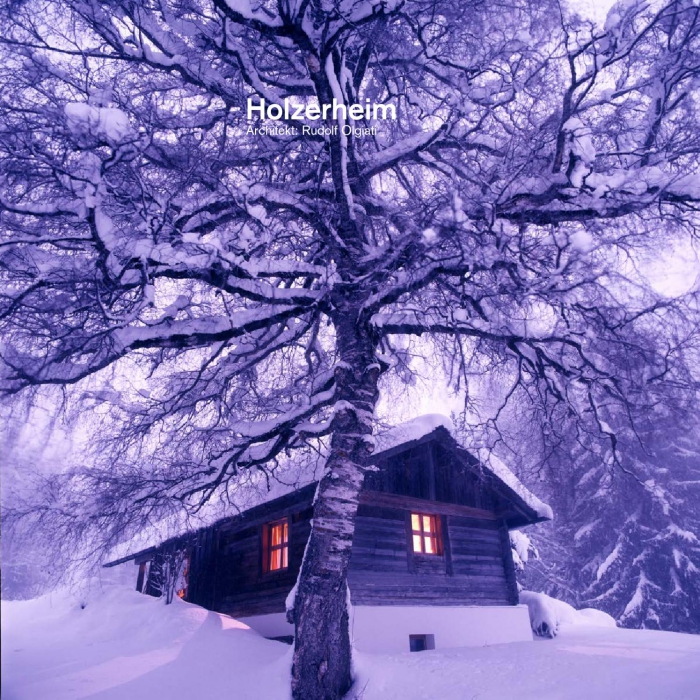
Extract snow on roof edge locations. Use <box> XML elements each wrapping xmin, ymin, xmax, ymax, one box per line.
<box><xmin>107</xmin><ymin>414</ymin><xmax>551</xmax><ymax>564</ymax></box>
<box><xmin>105</xmin><ymin>461</ymin><xmax>320</xmax><ymax>565</ymax></box>
<box><xmin>471</xmin><ymin>447</ymin><xmax>553</xmax><ymax>521</ymax></box>
<box><xmin>373</xmin><ymin>413</ymin><xmax>454</xmax><ymax>454</ymax></box>
<box><xmin>374</xmin><ymin>414</ymin><xmax>552</xmax><ymax>521</ymax></box>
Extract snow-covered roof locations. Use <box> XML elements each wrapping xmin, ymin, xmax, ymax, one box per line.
<box><xmin>106</xmin><ymin>414</ymin><xmax>551</xmax><ymax>564</ymax></box>
<box><xmin>106</xmin><ymin>461</ymin><xmax>321</xmax><ymax>565</ymax></box>
<box><xmin>373</xmin><ymin>413</ymin><xmax>455</xmax><ymax>454</ymax></box>
<box><xmin>470</xmin><ymin>447</ymin><xmax>553</xmax><ymax>521</ymax></box>
<box><xmin>373</xmin><ymin>414</ymin><xmax>552</xmax><ymax>522</ymax></box>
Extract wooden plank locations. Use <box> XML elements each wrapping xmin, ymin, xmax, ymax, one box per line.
<box><xmin>348</xmin><ymin>558</ymin><xmax>409</xmax><ymax>573</ymax></box>
<box><xmin>425</xmin><ymin>443</ymin><xmax>436</xmax><ymax>500</ymax></box>
<box><xmin>412</xmin><ymin>555</ymin><xmax>447</xmax><ymax>576</ymax></box>
<box><xmin>448</xmin><ymin>527</ymin><xmax>501</xmax><ymax>541</ymax></box>
<box><xmin>441</xmin><ymin>514</ymin><xmax>454</xmax><ymax>576</ymax></box>
<box><xmin>347</xmin><ymin>559</ymin><xmax>513</xmax><ymax>608</ymax></box>
<box><xmin>450</xmin><ymin>563</ymin><xmax>507</xmax><ymax>577</ymax></box>
<box><xmin>359</xmin><ymin>490</ymin><xmax>498</xmax><ymax>520</ymax></box>
<box><xmin>213</xmin><ymin>501</ymin><xmax>312</xmax><ymax>611</ymax></box>
<box><xmin>356</xmin><ymin>503</ymin><xmax>406</xmax><ymax>521</ymax></box>
<box><xmin>348</xmin><ymin>589</ymin><xmax>510</xmax><ymax>605</ymax></box>
<box><xmin>350</xmin><ymin>595</ymin><xmax>511</xmax><ymax>607</ymax></box>
<box><xmin>448</xmin><ymin>515</ymin><xmax>500</xmax><ymax>530</ymax></box>
<box><xmin>354</xmin><ymin>516</ymin><xmax>408</xmax><ymax>533</ymax></box>
<box><xmin>349</xmin><ymin>587</ymin><xmax>510</xmax><ymax>598</ymax></box>
<box><xmin>348</xmin><ymin>577</ymin><xmax>508</xmax><ymax>591</ymax></box>
<box><xmin>450</xmin><ymin>542</ymin><xmax>502</xmax><ymax>554</ymax></box>
<box><xmin>499</xmin><ymin>520</ymin><xmax>520</xmax><ymax>605</ymax></box>
<box><xmin>450</xmin><ymin>553</ymin><xmax>506</xmax><ymax>564</ymax></box>
<box><xmin>350</xmin><ymin>590</ymin><xmax>508</xmax><ymax>599</ymax></box>
<box><xmin>403</xmin><ymin>511</ymin><xmax>416</xmax><ymax>573</ymax></box>
<box><xmin>350</xmin><ymin>510</ymin><xmax>411</xmax><ymax>575</ymax></box>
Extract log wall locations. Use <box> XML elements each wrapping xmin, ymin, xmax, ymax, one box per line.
<box><xmin>140</xmin><ymin>440</ymin><xmax>522</xmax><ymax>616</ymax></box>
<box><xmin>347</xmin><ymin>493</ymin><xmax>514</xmax><ymax>607</ymax></box>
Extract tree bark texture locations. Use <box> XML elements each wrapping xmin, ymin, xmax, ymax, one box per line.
<box><xmin>290</xmin><ymin>312</ymin><xmax>379</xmax><ymax>700</ymax></box>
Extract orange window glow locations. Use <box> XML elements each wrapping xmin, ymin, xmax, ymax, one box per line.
<box><xmin>411</xmin><ymin>513</ymin><xmax>441</xmax><ymax>555</ymax></box>
<box><xmin>176</xmin><ymin>554</ymin><xmax>190</xmax><ymax>599</ymax></box>
<box><xmin>268</xmin><ymin>520</ymin><xmax>289</xmax><ymax>571</ymax></box>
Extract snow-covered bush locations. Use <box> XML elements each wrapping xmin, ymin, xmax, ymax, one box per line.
<box><xmin>520</xmin><ymin>590</ymin><xmax>616</xmax><ymax>638</ymax></box>
<box><xmin>510</xmin><ymin>530</ymin><xmax>539</xmax><ymax>571</ymax></box>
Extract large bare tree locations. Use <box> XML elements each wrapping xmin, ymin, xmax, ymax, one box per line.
<box><xmin>1</xmin><ymin>0</ymin><xmax>699</xmax><ymax>697</ymax></box>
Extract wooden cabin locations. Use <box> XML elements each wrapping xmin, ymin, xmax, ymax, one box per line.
<box><xmin>105</xmin><ymin>416</ymin><xmax>552</xmax><ymax>652</ymax></box>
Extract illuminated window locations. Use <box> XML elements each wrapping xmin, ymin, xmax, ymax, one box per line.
<box><xmin>411</xmin><ymin>513</ymin><xmax>441</xmax><ymax>555</ymax></box>
<box><xmin>265</xmin><ymin>519</ymin><xmax>289</xmax><ymax>572</ymax></box>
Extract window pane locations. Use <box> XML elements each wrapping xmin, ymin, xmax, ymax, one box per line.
<box><xmin>411</xmin><ymin>514</ymin><xmax>420</xmax><ymax>531</ymax></box>
<box><xmin>423</xmin><ymin>515</ymin><xmax>432</xmax><ymax>533</ymax></box>
<box><xmin>424</xmin><ymin>535</ymin><xmax>434</xmax><ymax>554</ymax></box>
<box><xmin>271</xmin><ymin>548</ymin><xmax>281</xmax><ymax>571</ymax></box>
<box><xmin>413</xmin><ymin>534</ymin><xmax>423</xmax><ymax>553</ymax></box>
<box><xmin>266</xmin><ymin>521</ymin><xmax>289</xmax><ymax>572</ymax></box>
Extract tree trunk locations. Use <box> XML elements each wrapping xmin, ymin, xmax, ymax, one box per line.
<box><xmin>290</xmin><ymin>316</ymin><xmax>379</xmax><ymax>700</ymax></box>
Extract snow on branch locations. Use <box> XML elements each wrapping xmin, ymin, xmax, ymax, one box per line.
<box><xmin>113</xmin><ymin>306</ymin><xmax>308</xmax><ymax>352</ymax></box>
<box><xmin>360</xmin><ymin>127</ymin><xmax>446</xmax><ymax>179</ymax></box>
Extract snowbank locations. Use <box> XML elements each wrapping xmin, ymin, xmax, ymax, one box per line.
<box><xmin>519</xmin><ymin>590</ymin><xmax>617</xmax><ymax>638</ymax></box>
<box><xmin>1</xmin><ymin>567</ymin><xmax>291</xmax><ymax>700</ymax></box>
<box><xmin>353</xmin><ymin>622</ymin><xmax>700</xmax><ymax>700</ymax></box>
<box><xmin>3</xmin><ymin>577</ymin><xmax>700</xmax><ymax>700</ymax></box>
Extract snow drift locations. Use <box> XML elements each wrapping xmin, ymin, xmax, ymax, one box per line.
<box><xmin>520</xmin><ymin>590</ymin><xmax>617</xmax><ymax>638</ymax></box>
<box><xmin>0</xmin><ymin>569</ymin><xmax>291</xmax><ymax>700</ymax></box>
<box><xmin>3</xmin><ymin>573</ymin><xmax>700</xmax><ymax>700</ymax></box>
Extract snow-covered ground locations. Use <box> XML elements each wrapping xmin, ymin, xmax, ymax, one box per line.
<box><xmin>354</xmin><ymin>625</ymin><xmax>700</xmax><ymax>700</ymax></box>
<box><xmin>0</xmin><ymin>580</ymin><xmax>291</xmax><ymax>700</ymax></box>
<box><xmin>3</xmin><ymin>578</ymin><xmax>700</xmax><ymax>700</ymax></box>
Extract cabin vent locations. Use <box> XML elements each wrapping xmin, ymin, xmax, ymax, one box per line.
<box><xmin>409</xmin><ymin>634</ymin><xmax>435</xmax><ymax>652</ymax></box>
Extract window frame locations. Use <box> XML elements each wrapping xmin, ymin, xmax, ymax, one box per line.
<box><xmin>262</xmin><ymin>517</ymin><xmax>290</xmax><ymax>574</ymax></box>
<box><xmin>410</xmin><ymin>512</ymin><xmax>443</xmax><ymax>556</ymax></box>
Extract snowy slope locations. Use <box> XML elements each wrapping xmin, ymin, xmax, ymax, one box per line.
<box><xmin>0</xmin><ymin>572</ymin><xmax>291</xmax><ymax>700</ymax></box>
<box><xmin>3</xmin><ymin>574</ymin><xmax>700</xmax><ymax>700</ymax></box>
